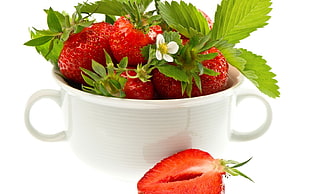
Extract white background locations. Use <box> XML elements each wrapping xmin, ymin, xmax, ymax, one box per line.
<box><xmin>1</xmin><ymin>0</ymin><xmax>309</xmax><ymax>193</ymax></box>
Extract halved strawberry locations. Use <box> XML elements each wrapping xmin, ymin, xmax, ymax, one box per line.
<box><xmin>137</xmin><ymin>149</ymin><xmax>252</xmax><ymax>194</ymax></box>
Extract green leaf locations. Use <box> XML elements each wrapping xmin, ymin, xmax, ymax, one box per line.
<box><xmin>192</xmin><ymin>73</ymin><xmax>202</xmax><ymax>92</ymax></box>
<box><xmin>221</xmin><ymin>158</ymin><xmax>254</xmax><ymax>182</ymax></box>
<box><xmin>80</xmin><ymin>67</ymin><xmax>101</xmax><ymax>81</ymax></box>
<box><xmin>104</xmin><ymin>49</ymin><xmax>114</xmax><ymax>67</ymax></box>
<box><xmin>105</xmin><ymin>15</ymin><xmax>116</xmax><ymax>24</ymax></box>
<box><xmin>196</xmin><ymin>53</ymin><xmax>218</xmax><ymax>62</ymax></box>
<box><xmin>220</xmin><ymin>46</ymin><xmax>247</xmax><ymax>70</ymax></box>
<box><xmin>157</xmin><ymin>64</ymin><xmax>189</xmax><ymax>82</ymax></box>
<box><xmin>238</xmin><ymin>48</ymin><xmax>280</xmax><ymax>98</ymax></box>
<box><xmin>211</xmin><ymin>0</ymin><xmax>272</xmax><ymax>44</ymax></box>
<box><xmin>79</xmin><ymin>0</ymin><xmax>127</xmax><ymax>16</ymax></box>
<box><xmin>32</xmin><ymin>29</ymin><xmax>60</xmax><ymax>36</ymax></box>
<box><xmin>81</xmin><ymin>73</ymin><xmax>95</xmax><ymax>86</ymax></box>
<box><xmin>24</xmin><ymin>36</ymin><xmax>54</xmax><ymax>46</ymax></box>
<box><xmin>202</xmin><ymin>66</ymin><xmax>220</xmax><ymax>76</ymax></box>
<box><xmin>163</xmin><ymin>31</ymin><xmax>182</xmax><ymax>46</ymax></box>
<box><xmin>30</xmin><ymin>30</ymin><xmax>63</xmax><ymax>66</ymax></box>
<box><xmin>47</xmin><ymin>7</ymin><xmax>63</xmax><ymax>33</ymax></box>
<box><xmin>118</xmin><ymin>57</ymin><xmax>128</xmax><ymax>69</ymax></box>
<box><xmin>158</xmin><ymin>1</ymin><xmax>210</xmax><ymax>38</ymax></box>
<box><xmin>92</xmin><ymin>60</ymin><xmax>107</xmax><ymax>78</ymax></box>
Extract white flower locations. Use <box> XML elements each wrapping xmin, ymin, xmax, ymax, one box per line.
<box><xmin>155</xmin><ymin>34</ymin><xmax>179</xmax><ymax>62</ymax></box>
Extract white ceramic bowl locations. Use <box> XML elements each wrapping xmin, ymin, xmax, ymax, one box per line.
<box><xmin>25</xmin><ymin>66</ymin><xmax>272</xmax><ymax>180</ymax></box>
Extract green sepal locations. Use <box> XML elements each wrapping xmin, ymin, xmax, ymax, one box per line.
<box><xmin>196</xmin><ymin>53</ymin><xmax>218</xmax><ymax>62</ymax></box>
<box><xmin>80</xmin><ymin>52</ymin><xmax>129</xmax><ymax>98</ymax></box>
<box><xmin>221</xmin><ymin>157</ymin><xmax>254</xmax><ymax>182</ymax></box>
<box><xmin>81</xmin><ymin>71</ymin><xmax>95</xmax><ymax>86</ymax></box>
<box><xmin>118</xmin><ymin>57</ymin><xmax>129</xmax><ymax>70</ymax></box>
<box><xmin>80</xmin><ymin>66</ymin><xmax>101</xmax><ymax>81</ymax></box>
<box><xmin>92</xmin><ymin>60</ymin><xmax>107</xmax><ymax>78</ymax></box>
<box><xmin>157</xmin><ymin>64</ymin><xmax>189</xmax><ymax>82</ymax></box>
<box><xmin>192</xmin><ymin>73</ymin><xmax>202</xmax><ymax>92</ymax></box>
<box><xmin>24</xmin><ymin>36</ymin><xmax>54</xmax><ymax>46</ymax></box>
<box><xmin>47</xmin><ymin>7</ymin><xmax>63</xmax><ymax>33</ymax></box>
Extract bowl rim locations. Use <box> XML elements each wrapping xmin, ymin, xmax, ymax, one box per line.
<box><xmin>52</xmin><ymin>65</ymin><xmax>244</xmax><ymax>109</ymax></box>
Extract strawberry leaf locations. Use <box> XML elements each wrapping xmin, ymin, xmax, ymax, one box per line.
<box><xmin>158</xmin><ymin>1</ymin><xmax>210</xmax><ymax>38</ymax></box>
<box><xmin>157</xmin><ymin>64</ymin><xmax>189</xmax><ymax>82</ymax></box>
<box><xmin>79</xmin><ymin>1</ymin><xmax>125</xmax><ymax>16</ymax></box>
<box><xmin>30</xmin><ymin>32</ymin><xmax>63</xmax><ymax>66</ymax></box>
<box><xmin>211</xmin><ymin>0</ymin><xmax>272</xmax><ymax>44</ymax></box>
<box><xmin>79</xmin><ymin>0</ymin><xmax>153</xmax><ymax>16</ymax></box>
<box><xmin>238</xmin><ymin>49</ymin><xmax>280</xmax><ymax>98</ymax></box>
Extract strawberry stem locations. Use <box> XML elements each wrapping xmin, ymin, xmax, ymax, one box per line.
<box><xmin>221</xmin><ymin>157</ymin><xmax>254</xmax><ymax>182</ymax></box>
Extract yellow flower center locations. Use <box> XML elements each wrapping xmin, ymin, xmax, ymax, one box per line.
<box><xmin>158</xmin><ymin>43</ymin><xmax>168</xmax><ymax>54</ymax></box>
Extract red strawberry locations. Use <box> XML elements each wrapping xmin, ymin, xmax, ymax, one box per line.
<box><xmin>152</xmin><ymin>47</ymin><xmax>229</xmax><ymax>99</ymax></box>
<box><xmin>58</xmin><ymin>22</ymin><xmax>113</xmax><ymax>84</ymax></box>
<box><xmin>192</xmin><ymin>47</ymin><xmax>229</xmax><ymax>96</ymax></box>
<box><xmin>199</xmin><ymin>9</ymin><xmax>213</xmax><ymax>30</ymax></box>
<box><xmin>122</xmin><ymin>71</ymin><xmax>155</xmax><ymax>100</ymax></box>
<box><xmin>137</xmin><ymin>149</ymin><xmax>252</xmax><ymax>194</ymax></box>
<box><xmin>109</xmin><ymin>17</ymin><xmax>162</xmax><ymax>66</ymax></box>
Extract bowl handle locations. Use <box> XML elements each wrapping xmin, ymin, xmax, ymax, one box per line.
<box><xmin>231</xmin><ymin>91</ymin><xmax>272</xmax><ymax>141</ymax></box>
<box><xmin>24</xmin><ymin>89</ymin><xmax>66</xmax><ymax>142</ymax></box>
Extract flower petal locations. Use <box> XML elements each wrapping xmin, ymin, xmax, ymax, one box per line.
<box><xmin>156</xmin><ymin>34</ymin><xmax>165</xmax><ymax>47</ymax></box>
<box><xmin>163</xmin><ymin>54</ymin><xmax>174</xmax><ymax>62</ymax></box>
<box><xmin>167</xmin><ymin>41</ymin><xmax>179</xmax><ymax>54</ymax></box>
<box><xmin>156</xmin><ymin>50</ymin><xmax>163</xmax><ymax>60</ymax></box>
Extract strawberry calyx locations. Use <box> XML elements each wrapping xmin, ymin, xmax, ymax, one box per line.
<box><xmin>220</xmin><ymin>158</ymin><xmax>254</xmax><ymax>182</ymax></box>
<box><xmin>80</xmin><ymin>50</ymin><xmax>154</xmax><ymax>98</ymax></box>
<box><xmin>24</xmin><ymin>5</ymin><xmax>94</xmax><ymax>66</ymax></box>
<box><xmin>81</xmin><ymin>50</ymin><xmax>127</xmax><ymax>98</ymax></box>
<box><xmin>142</xmin><ymin>31</ymin><xmax>221</xmax><ymax>97</ymax></box>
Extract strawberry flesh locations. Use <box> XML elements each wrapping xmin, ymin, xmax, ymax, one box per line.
<box><xmin>137</xmin><ymin>149</ymin><xmax>225</xmax><ymax>194</ymax></box>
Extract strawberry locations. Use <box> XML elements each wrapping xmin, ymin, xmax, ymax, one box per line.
<box><xmin>109</xmin><ymin>17</ymin><xmax>163</xmax><ymax>66</ymax></box>
<box><xmin>152</xmin><ymin>11</ymin><xmax>228</xmax><ymax>99</ymax></box>
<box><xmin>58</xmin><ymin>22</ymin><xmax>113</xmax><ymax>84</ymax></box>
<box><xmin>199</xmin><ymin>9</ymin><xmax>213</xmax><ymax>30</ymax></box>
<box><xmin>81</xmin><ymin>51</ymin><xmax>155</xmax><ymax>100</ymax></box>
<box><xmin>122</xmin><ymin>71</ymin><xmax>155</xmax><ymax>100</ymax></box>
<box><xmin>152</xmin><ymin>47</ymin><xmax>229</xmax><ymax>99</ymax></box>
<box><xmin>137</xmin><ymin>149</ymin><xmax>252</xmax><ymax>194</ymax></box>
<box><xmin>193</xmin><ymin>47</ymin><xmax>229</xmax><ymax>95</ymax></box>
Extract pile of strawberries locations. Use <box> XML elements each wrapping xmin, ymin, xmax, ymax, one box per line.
<box><xmin>25</xmin><ymin>1</ymin><xmax>229</xmax><ymax>100</ymax></box>
<box><xmin>59</xmin><ymin>15</ymin><xmax>228</xmax><ymax>100</ymax></box>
